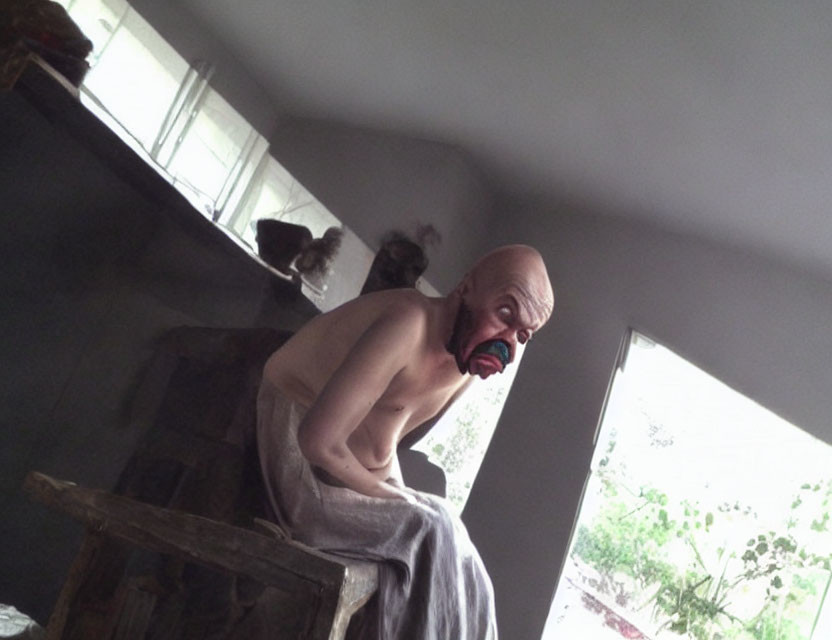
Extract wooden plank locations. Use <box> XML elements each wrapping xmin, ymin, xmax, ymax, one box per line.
<box><xmin>110</xmin><ymin>583</ymin><xmax>156</xmax><ymax>640</ymax></box>
<box><xmin>329</xmin><ymin>562</ymin><xmax>379</xmax><ymax>640</ymax></box>
<box><xmin>3</xmin><ymin>50</ymin><xmax>80</xmax><ymax>95</ymax></box>
<box><xmin>24</xmin><ymin>472</ymin><xmax>348</xmax><ymax>592</ymax></box>
<box><xmin>27</xmin><ymin>471</ymin><xmax>379</xmax><ymax>639</ymax></box>
<box><xmin>44</xmin><ymin>532</ymin><xmax>101</xmax><ymax>640</ymax></box>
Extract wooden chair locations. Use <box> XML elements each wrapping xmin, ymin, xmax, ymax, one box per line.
<box><xmin>25</xmin><ymin>326</ymin><xmax>378</xmax><ymax>639</ymax></box>
<box><xmin>24</xmin><ymin>472</ymin><xmax>377</xmax><ymax>640</ymax></box>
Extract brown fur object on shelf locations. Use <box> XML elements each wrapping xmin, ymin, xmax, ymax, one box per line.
<box><xmin>360</xmin><ymin>224</ymin><xmax>441</xmax><ymax>295</ymax></box>
<box><xmin>295</xmin><ymin>227</ymin><xmax>344</xmax><ymax>278</ymax></box>
<box><xmin>1</xmin><ymin>0</ymin><xmax>93</xmax><ymax>87</ymax></box>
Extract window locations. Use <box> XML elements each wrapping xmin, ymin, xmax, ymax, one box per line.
<box><xmin>542</xmin><ymin>331</ymin><xmax>832</xmax><ymax>640</ymax></box>
<box><xmin>58</xmin><ymin>0</ymin><xmax>266</xmax><ymax>219</ymax></box>
<box><xmin>55</xmin><ymin>0</ymin><xmax>380</xmax><ymax>308</ymax></box>
<box><xmin>220</xmin><ymin>155</ymin><xmax>342</xmax><ymax>248</ymax></box>
<box><xmin>413</xmin><ymin>348</ymin><xmax>524</xmax><ymax>513</ymax></box>
<box><xmin>76</xmin><ymin>0</ymin><xmax>190</xmax><ymax>152</ymax></box>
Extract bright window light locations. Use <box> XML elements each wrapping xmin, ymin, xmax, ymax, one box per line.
<box><xmin>542</xmin><ymin>331</ymin><xmax>832</xmax><ymax>640</ymax></box>
<box><xmin>164</xmin><ymin>87</ymin><xmax>259</xmax><ymax>213</ymax></box>
<box><xmin>79</xmin><ymin>5</ymin><xmax>189</xmax><ymax>151</ymax></box>
<box><xmin>222</xmin><ymin>156</ymin><xmax>343</xmax><ymax>249</ymax></box>
<box><xmin>413</xmin><ymin>347</ymin><xmax>524</xmax><ymax>513</ymax></box>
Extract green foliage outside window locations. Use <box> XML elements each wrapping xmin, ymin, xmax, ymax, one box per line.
<box><xmin>572</xmin><ymin>448</ymin><xmax>832</xmax><ymax>640</ymax></box>
<box><xmin>420</xmin><ymin>384</ymin><xmax>508</xmax><ymax>510</ymax></box>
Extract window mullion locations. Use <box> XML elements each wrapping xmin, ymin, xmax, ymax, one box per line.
<box><xmin>150</xmin><ymin>60</ymin><xmax>213</xmax><ymax>164</ymax></box>
<box><xmin>214</xmin><ymin>127</ymin><xmax>265</xmax><ymax>220</ymax></box>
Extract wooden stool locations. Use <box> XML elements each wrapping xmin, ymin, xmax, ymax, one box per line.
<box><xmin>25</xmin><ymin>472</ymin><xmax>377</xmax><ymax>640</ymax></box>
<box><xmin>24</xmin><ymin>326</ymin><xmax>379</xmax><ymax>639</ymax></box>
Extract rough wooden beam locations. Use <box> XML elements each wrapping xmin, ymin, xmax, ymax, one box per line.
<box><xmin>44</xmin><ymin>532</ymin><xmax>103</xmax><ymax>640</ymax></box>
<box><xmin>23</xmin><ymin>472</ymin><xmax>375</xmax><ymax>600</ymax></box>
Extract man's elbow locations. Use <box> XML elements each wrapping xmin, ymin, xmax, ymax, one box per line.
<box><xmin>297</xmin><ymin>428</ymin><xmax>342</xmax><ymax>468</ymax></box>
<box><xmin>296</xmin><ymin>427</ymin><xmax>322</xmax><ymax>464</ymax></box>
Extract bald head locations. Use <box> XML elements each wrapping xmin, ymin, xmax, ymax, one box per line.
<box><xmin>445</xmin><ymin>245</ymin><xmax>553</xmax><ymax>377</ymax></box>
<box><xmin>466</xmin><ymin>245</ymin><xmax>554</xmax><ymax>328</ymax></box>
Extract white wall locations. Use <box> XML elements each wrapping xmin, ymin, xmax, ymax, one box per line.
<box><xmin>130</xmin><ymin>0</ymin><xmax>281</xmax><ymax>137</ymax></box>
<box><xmin>269</xmin><ymin>118</ymin><xmax>496</xmax><ymax>294</ymax></box>
<box><xmin>463</xmin><ymin>201</ymin><xmax>832</xmax><ymax>639</ymax></box>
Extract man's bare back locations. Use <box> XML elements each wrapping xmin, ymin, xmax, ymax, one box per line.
<box><xmin>261</xmin><ymin>245</ymin><xmax>555</xmax><ymax>502</ymax></box>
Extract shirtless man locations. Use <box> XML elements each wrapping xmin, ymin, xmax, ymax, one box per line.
<box><xmin>261</xmin><ymin>244</ymin><xmax>554</xmax><ymax>500</ymax></box>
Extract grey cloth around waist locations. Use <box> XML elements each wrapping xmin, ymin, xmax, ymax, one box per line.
<box><xmin>255</xmin><ymin>378</ymin><xmax>498</xmax><ymax>640</ymax></box>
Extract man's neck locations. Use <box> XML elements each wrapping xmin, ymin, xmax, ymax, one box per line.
<box><xmin>432</xmin><ymin>291</ymin><xmax>456</xmax><ymax>343</ymax></box>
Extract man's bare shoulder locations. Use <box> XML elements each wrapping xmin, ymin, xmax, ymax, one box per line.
<box><xmin>348</xmin><ymin>287</ymin><xmax>433</xmax><ymax>312</ymax></box>
<box><xmin>324</xmin><ymin>287</ymin><xmax>434</xmax><ymax>329</ymax></box>
<box><xmin>279</xmin><ymin>288</ymin><xmax>436</xmax><ymax>360</ymax></box>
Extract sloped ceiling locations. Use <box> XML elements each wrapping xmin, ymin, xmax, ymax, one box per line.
<box><xmin>178</xmin><ymin>0</ymin><xmax>832</xmax><ymax>279</ymax></box>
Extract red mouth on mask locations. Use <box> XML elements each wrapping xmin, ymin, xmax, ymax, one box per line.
<box><xmin>467</xmin><ymin>340</ymin><xmax>511</xmax><ymax>377</ymax></box>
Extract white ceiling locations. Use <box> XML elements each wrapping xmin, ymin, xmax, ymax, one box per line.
<box><xmin>179</xmin><ymin>0</ymin><xmax>832</xmax><ymax>280</ymax></box>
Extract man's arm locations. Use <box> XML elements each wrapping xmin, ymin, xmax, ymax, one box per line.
<box><xmin>296</xmin><ymin>305</ymin><xmax>423</xmax><ymax>500</ymax></box>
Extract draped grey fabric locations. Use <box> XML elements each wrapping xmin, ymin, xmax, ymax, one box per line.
<box><xmin>256</xmin><ymin>379</ymin><xmax>498</xmax><ymax>640</ymax></box>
